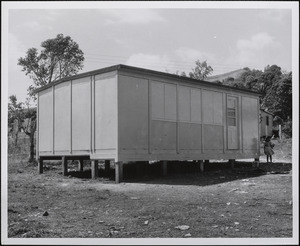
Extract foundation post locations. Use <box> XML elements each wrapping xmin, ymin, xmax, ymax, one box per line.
<box><xmin>199</xmin><ymin>160</ymin><xmax>204</xmax><ymax>173</ymax></box>
<box><xmin>229</xmin><ymin>159</ymin><xmax>235</xmax><ymax>169</ymax></box>
<box><xmin>91</xmin><ymin>160</ymin><xmax>99</xmax><ymax>179</ymax></box>
<box><xmin>162</xmin><ymin>161</ymin><xmax>168</xmax><ymax>176</ymax></box>
<box><xmin>62</xmin><ymin>156</ymin><xmax>68</xmax><ymax>176</ymax></box>
<box><xmin>79</xmin><ymin>160</ymin><xmax>84</xmax><ymax>172</ymax></box>
<box><xmin>38</xmin><ymin>157</ymin><xmax>44</xmax><ymax>174</ymax></box>
<box><xmin>105</xmin><ymin>160</ymin><xmax>110</xmax><ymax>174</ymax></box>
<box><xmin>115</xmin><ymin>162</ymin><xmax>123</xmax><ymax>183</ymax></box>
<box><xmin>254</xmin><ymin>158</ymin><xmax>260</xmax><ymax>168</ymax></box>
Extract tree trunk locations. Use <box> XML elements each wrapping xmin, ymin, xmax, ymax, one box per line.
<box><xmin>14</xmin><ymin>131</ymin><xmax>19</xmax><ymax>147</ymax></box>
<box><xmin>28</xmin><ymin>132</ymin><xmax>35</xmax><ymax>163</ymax></box>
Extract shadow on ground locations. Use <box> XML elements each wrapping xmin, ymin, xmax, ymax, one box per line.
<box><xmin>46</xmin><ymin>160</ymin><xmax>292</xmax><ymax>187</ymax></box>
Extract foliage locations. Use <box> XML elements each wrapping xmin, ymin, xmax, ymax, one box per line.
<box><xmin>8</xmin><ymin>95</ymin><xmax>24</xmax><ymax>146</ymax></box>
<box><xmin>223</xmin><ymin>65</ymin><xmax>292</xmax><ymax>123</ymax></box>
<box><xmin>282</xmin><ymin>119</ymin><xmax>292</xmax><ymax>137</ymax></box>
<box><xmin>189</xmin><ymin>60</ymin><xmax>213</xmax><ymax>80</ymax></box>
<box><xmin>8</xmin><ymin>95</ymin><xmax>37</xmax><ymax>162</ymax></box>
<box><xmin>273</xmin><ymin>116</ymin><xmax>283</xmax><ymax>127</ymax></box>
<box><xmin>262</xmin><ymin>72</ymin><xmax>292</xmax><ymax>120</ymax></box>
<box><xmin>18</xmin><ymin>34</ymin><xmax>84</xmax><ymax>100</ymax></box>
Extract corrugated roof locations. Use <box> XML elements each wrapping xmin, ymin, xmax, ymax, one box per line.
<box><xmin>34</xmin><ymin>64</ymin><xmax>262</xmax><ymax>96</ymax></box>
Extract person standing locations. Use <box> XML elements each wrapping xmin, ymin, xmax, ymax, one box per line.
<box><xmin>264</xmin><ymin>136</ymin><xmax>275</xmax><ymax>163</ymax></box>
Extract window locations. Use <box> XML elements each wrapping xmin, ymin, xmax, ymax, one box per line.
<box><xmin>227</xmin><ymin>97</ymin><xmax>237</xmax><ymax>126</ymax></box>
<box><xmin>266</xmin><ymin>116</ymin><xmax>269</xmax><ymax>126</ymax></box>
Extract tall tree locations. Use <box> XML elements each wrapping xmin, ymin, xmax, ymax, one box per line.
<box><xmin>189</xmin><ymin>60</ymin><xmax>213</xmax><ymax>80</ymax></box>
<box><xmin>18</xmin><ymin>33</ymin><xmax>84</xmax><ymax>100</ymax></box>
<box><xmin>16</xmin><ymin>34</ymin><xmax>84</xmax><ymax>162</ymax></box>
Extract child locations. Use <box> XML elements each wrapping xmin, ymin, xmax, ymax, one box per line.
<box><xmin>264</xmin><ymin>136</ymin><xmax>275</xmax><ymax>163</ymax></box>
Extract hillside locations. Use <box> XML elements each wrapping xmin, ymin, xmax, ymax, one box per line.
<box><xmin>205</xmin><ymin>68</ymin><xmax>247</xmax><ymax>83</ymax></box>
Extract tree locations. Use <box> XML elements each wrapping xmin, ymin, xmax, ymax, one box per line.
<box><xmin>18</xmin><ymin>34</ymin><xmax>84</xmax><ymax>100</ymax></box>
<box><xmin>189</xmin><ymin>60</ymin><xmax>213</xmax><ymax>80</ymax></box>
<box><xmin>16</xmin><ymin>34</ymin><xmax>84</xmax><ymax>162</ymax></box>
<box><xmin>262</xmin><ymin>72</ymin><xmax>292</xmax><ymax>121</ymax></box>
<box><xmin>8</xmin><ymin>96</ymin><xmax>37</xmax><ymax>162</ymax></box>
<box><xmin>8</xmin><ymin>95</ymin><xmax>24</xmax><ymax>146</ymax></box>
<box><xmin>22</xmin><ymin>101</ymin><xmax>37</xmax><ymax>163</ymax></box>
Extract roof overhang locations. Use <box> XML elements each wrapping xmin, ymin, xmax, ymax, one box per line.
<box><xmin>33</xmin><ymin>64</ymin><xmax>262</xmax><ymax>97</ymax></box>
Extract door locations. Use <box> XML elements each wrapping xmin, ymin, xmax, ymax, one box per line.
<box><xmin>227</xmin><ymin>96</ymin><xmax>239</xmax><ymax>149</ymax></box>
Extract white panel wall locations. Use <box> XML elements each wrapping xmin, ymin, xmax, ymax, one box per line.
<box><xmin>54</xmin><ymin>81</ymin><xmax>71</xmax><ymax>152</ymax></box>
<box><xmin>95</xmin><ymin>75</ymin><xmax>117</xmax><ymax>151</ymax></box>
<box><xmin>242</xmin><ymin>97</ymin><xmax>259</xmax><ymax>151</ymax></box>
<box><xmin>72</xmin><ymin>77</ymin><xmax>91</xmax><ymax>151</ymax></box>
<box><xmin>39</xmin><ymin>88</ymin><xmax>53</xmax><ymax>152</ymax></box>
<box><xmin>118</xmin><ymin>75</ymin><xmax>148</xmax><ymax>151</ymax></box>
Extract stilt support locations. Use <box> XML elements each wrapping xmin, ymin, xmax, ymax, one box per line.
<box><xmin>254</xmin><ymin>158</ymin><xmax>260</xmax><ymax>168</ymax></box>
<box><xmin>162</xmin><ymin>161</ymin><xmax>168</xmax><ymax>176</ymax></box>
<box><xmin>199</xmin><ymin>160</ymin><xmax>204</xmax><ymax>173</ymax></box>
<box><xmin>38</xmin><ymin>157</ymin><xmax>44</xmax><ymax>174</ymax></box>
<box><xmin>105</xmin><ymin>160</ymin><xmax>110</xmax><ymax>174</ymax></box>
<box><xmin>91</xmin><ymin>160</ymin><xmax>99</xmax><ymax>179</ymax></box>
<box><xmin>115</xmin><ymin>162</ymin><xmax>123</xmax><ymax>183</ymax></box>
<box><xmin>136</xmin><ymin>161</ymin><xmax>146</xmax><ymax>177</ymax></box>
<box><xmin>229</xmin><ymin>159</ymin><xmax>235</xmax><ymax>169</ymax></box>
<box><xmin>79</xmin><ymin>160</ymin><xmax>84</xmax><ymax>172</ymax></box>
<box><xmin>205</xmin><ymin>160</ymin><xmax>209</xmax><ymax>165</ymax></box>
<box><xmin>62</xmin><ymin>156</ymin><xmax>68</xmax><ymax>176</ymax></box>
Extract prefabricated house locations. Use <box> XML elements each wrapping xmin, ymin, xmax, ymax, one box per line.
<box><xmin>35</xmin><ymin>64</ymin><xmax>261</xmax><ymax>183</ymax></box>
<box><xmin>260</xmin><ymin>109</ymin><xmax>274</xmax><ymax>139</ymax></box>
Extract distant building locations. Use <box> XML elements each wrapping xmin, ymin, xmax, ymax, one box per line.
<box><xmin>260</xmin><ymin>109</ymin><xmax>274</xmax><ymax>139</ymax></box>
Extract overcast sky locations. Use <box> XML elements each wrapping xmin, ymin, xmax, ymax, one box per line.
<box><xmin>3</xmin><ymin>2</ymin><xmax>297</xmax><ymax>104</ymax></box>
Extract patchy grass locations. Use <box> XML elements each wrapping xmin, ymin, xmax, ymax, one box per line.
<box><xmin>6</xmin><ymin>154</ymin><xmax>293</xmax><ymax>239</ymax></box>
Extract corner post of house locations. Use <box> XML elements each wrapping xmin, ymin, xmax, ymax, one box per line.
<box><xmin>199</xmin><ymin>160</ymin><xmax>204</xmax><ymax>173</ymax></box>
<box><xmin>229</xmin><ymin>159</ymin><xmax>235</xmax><ymax>169</ymax></box>
<box><xmin>38</xmin><ymin>157</ymin><xmax>44</xmax><ymax>174</ymax></box>
<box><xmin>105</xmin><ymin>160</ymin><xmax>110</xmax><ymax>174</ymax></box>
<box><xmin>162</xmin><ymin>161</ymin><xmax>168</xmax><ymax>176</ymax></box>
<box><xmin>79</xmin><ymin>159</ymin><xmax>84</xmax><ymax>172</ymax></box>
<box><xmin>115</xmin><ymin>162</ymin><xmax>123</xmax><ymax>184</ymax></box>
<box><xmin>62</xmin><ymin>156</ymin><xmax>68</xmax><ymax>176</ymax></box>
<box><xmin>91</xmin><ymin>160</ymin><xmax>99</xmax><ymax>179</ymax></box>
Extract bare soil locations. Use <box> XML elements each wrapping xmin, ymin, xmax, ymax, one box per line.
<box><xmin>7</xmin><ymin>155</ymin><xmax>293</xmax><ymax>239</ymax></box>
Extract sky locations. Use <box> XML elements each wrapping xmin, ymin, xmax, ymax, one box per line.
<box><xmin>2</xmin><ymin>2</ymin><xmax>297</xmax><ymax>104</ymax></box>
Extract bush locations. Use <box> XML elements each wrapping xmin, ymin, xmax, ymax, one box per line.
<box><xmin>282</xmin><ymin>119</ymin><xmax>292</xmax><ymax>137</ymax></box>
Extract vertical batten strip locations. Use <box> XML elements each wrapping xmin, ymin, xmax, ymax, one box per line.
<box><xmin>239</xmin><ymin>96</ymin><xmax>243</xmax><ymax>152</ymax></box>
<box><xmin>148</xmin><ymin>80</ymin><xmax>152</xmax><ymax>155</ymax></box>
<box><xmin>36</xmin><ymin>93</ymin><xmax>39</xmax><ymax>160</ymax></box>
<box><xmin>116</xmin><ymin>74</ymin><xmax>119</xmax><ymax>162</ymax></box>
<box><xmin>176</xmin><ymin>84</ymin><xmax>179</xmax><ymax>154</ymax></box>
<box><xmin>93</xmin><ymin>75</ymin><xmax>96</xmax><ymax>153</ymax></box>
<box><xmin>200</xmin><ymin>89</ymin><xmax>204</xmax><ymax>154</ymax></box>
<box><xmin>90</xmin><ymin>76</ymin><xmax>93</xmax><ymax>154</ymax></box>
<box><xmin>52</xmin><ymin>86</ymin><xmax>55</xmax><ymax>154</ymax></box>
<box><xmin>70</xmin><ymin>80</ymin><xmax>72</xmax><ymax>154</ymax></box>
<box><xmin>222</xmin><ymin>92</ymin><xmax>226</xmax><ymax>153</ymax></box>
<box><xmin>257</xmin><ymin>98</ymin><xmax>260</xmax><ymax>156</ymax></box>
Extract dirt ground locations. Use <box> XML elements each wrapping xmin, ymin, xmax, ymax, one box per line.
<box><xmin>6</xmin><ymin>153</ymin><xmax>293</xmax><ymax>239</ymax></box>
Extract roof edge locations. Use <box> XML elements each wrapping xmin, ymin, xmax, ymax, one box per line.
<box><xmin>33</xmin><ymin>64</ymin><xmax>262</xmax><ymax>96</ymax></box>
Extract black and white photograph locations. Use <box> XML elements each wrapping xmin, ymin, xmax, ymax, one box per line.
<box><xmin>1</xmin><ymin>1</ymin><xmax>299</xmax><ymax>245</ymax></box>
